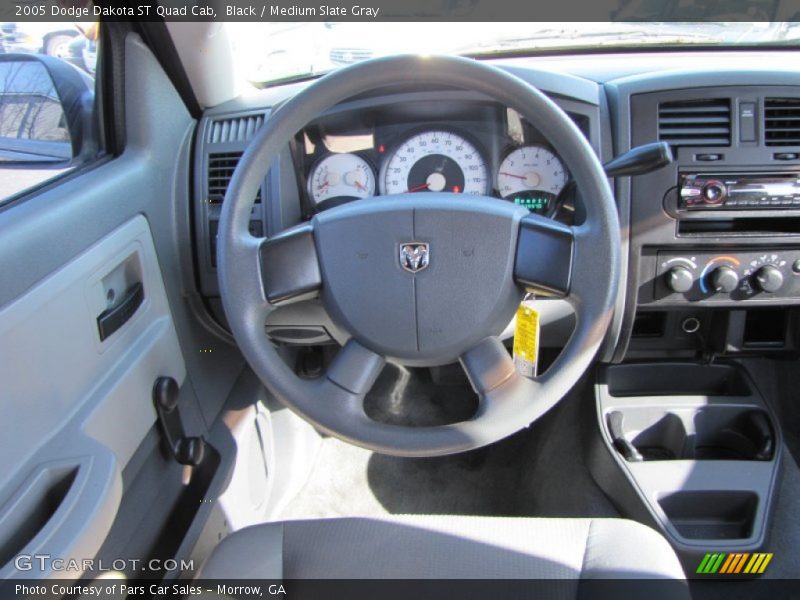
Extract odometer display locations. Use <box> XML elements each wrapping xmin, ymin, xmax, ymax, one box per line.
<box><xmin>511</xmin><ymin>191</ymin><xmax>553</xmax><ymax>213</ymax></box>
<box><xmin>381</xmin><ymin>130</ymin><xmax>489</xmax><ymax>196</ymax></box>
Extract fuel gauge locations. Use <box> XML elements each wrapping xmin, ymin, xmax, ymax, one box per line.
<box><xmin>309</xmin><ymin>153</ymin><xmax>376</xmax><ymax>206</ymax></box>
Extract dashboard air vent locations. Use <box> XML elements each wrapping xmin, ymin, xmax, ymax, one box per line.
<box><xmin>658</xmin><ymin>99</ymin><xmax>731</xmax><ymax>148</ymax></box>
<box><xmin>207</xmin><ymin>152</ymin><xmax>261</xmax><ymax>204</ymax></box>
<box><xmin>207</xmin><ymin>114</ymin><xmax>264</xmax><ymax>144</ymax></box>
<box><xmin>765</xmin><ymin>98</ymin><xmax>800</xmax><ymax>146</ymax></box>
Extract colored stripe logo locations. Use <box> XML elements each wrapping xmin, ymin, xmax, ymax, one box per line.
<box><xmin>696</xmin><ymin>552</ymin><xmax>773</xmax><ymax>574</ymax></box>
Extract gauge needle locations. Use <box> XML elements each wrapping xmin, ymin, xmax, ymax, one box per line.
<box><xmin>499</xmin><ymin>172</ymin><xmax>526</xmax><ymax>180</ymax></box>
<box><xmin>408</xmin><ymin>183</ymin><xmax>430</xmax><ymax>193</ymax></box>
<box><xmin>354</xmin><ymin>181</ymin><xmax>366</xmax><ymax>192</ymax></box>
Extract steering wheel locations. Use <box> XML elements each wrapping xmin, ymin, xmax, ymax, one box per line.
<box><xmin>218</xmin><ymin>55</ymin><xmax>620</xmax><ymax>457</ymax></box>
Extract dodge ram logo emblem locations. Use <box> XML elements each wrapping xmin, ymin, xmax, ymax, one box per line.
<box><xmin>399</xmin><ymin>242</ymin><xmax>430</xmax><ymax>273</ymax></box>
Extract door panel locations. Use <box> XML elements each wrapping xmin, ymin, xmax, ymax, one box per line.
<box><xmin>0</xmin><ymin>216</ymin><xmax>184</xmax><ymax>579</ymax></box>
<box><xmin>1</xmin><ymin>216</ymin><xmax>185</xmax><ymax>484</ymax></box>
<box><xmin>0</xmin><ymin>34</ymin><xmax>245</xmax><ymax>579</ymax></box>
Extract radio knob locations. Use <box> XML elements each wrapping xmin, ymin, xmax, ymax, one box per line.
<box><xmin>754</xmin><ymin>265</ymin><xmax>784</xmax><ymax>293</ymax></box>
<box><xmin>710</xmin><ymin>266</ymin><xmax>739</xmax><ymax>293</ymax></box>
<box><xmin>702</xmin><ymin>180</ymin><xmax>726</xmax><ymax>204</ymax></box>
<box><xmin>666</xmin><ymin>266</ymin><xmax>694</xmax><ymax>293</ymax></box>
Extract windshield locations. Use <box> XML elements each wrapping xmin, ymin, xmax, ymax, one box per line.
<box><xmin>228</xmin><ymin>21</ymin><xmax>799</xmax><ymax>85</ymax></box>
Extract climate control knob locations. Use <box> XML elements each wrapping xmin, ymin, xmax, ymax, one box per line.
<box><xmin>710</xmin><ymin>266</ymin><xmax>739</xmax><ymax>293</ymax></box>
<box><xmin>754</xmin><ymin>265</ymin><xmax>784</xmax><ymax>293</ymax></box>
<box><xmin>665</xmin><ymin>266</ymin><xmax>694</xmax><ymax>293</ymax></box>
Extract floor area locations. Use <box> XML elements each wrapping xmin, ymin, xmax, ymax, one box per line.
<box><xmin>279</xmin><ymin>365</ymin><xmax>618</xmax><ymax>521</ymax></box>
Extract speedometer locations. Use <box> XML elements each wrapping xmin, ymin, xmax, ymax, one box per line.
<box><xmin>381</xmin><ymin>130</ymin><xmax>489</xmax><ymax>196</ymax></box>
<box><xmin>497</xmin><ymin>145</ymin><xmax>568</xmax><ymax>214</ymax></box>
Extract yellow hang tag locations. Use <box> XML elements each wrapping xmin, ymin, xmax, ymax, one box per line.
<box><xmin>513</xmin><ymin>301</ymin><xmax>540</xmax><ymax>378</ymax></box>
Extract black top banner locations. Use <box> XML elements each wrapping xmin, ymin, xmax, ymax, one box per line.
<box><xmin>5</xmin><ymin>0</ymin><xmax>800</xmax><ymax>22</ymax></box>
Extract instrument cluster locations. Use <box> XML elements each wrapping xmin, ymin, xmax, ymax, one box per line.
<box><xmin>295</xmin><ymin>103</ymin><xmax>577</xmax><ymax>221</ymax></box>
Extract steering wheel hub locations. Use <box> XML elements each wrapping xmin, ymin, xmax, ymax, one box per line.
<box><xmin>314</xmin><ymin>194</ymin><xmax>528</xmax><ymax>364</ymax></box>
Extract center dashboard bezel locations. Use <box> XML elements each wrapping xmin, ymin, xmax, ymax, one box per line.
<box><xmin>608</xmin><ymin>77</ymin><xmax>800</xmax><ymax>362</ymax></box>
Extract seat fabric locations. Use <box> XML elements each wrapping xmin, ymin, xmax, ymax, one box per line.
<box><xmin>199</xmin><ymin>515</ymin><xmax>689</xmax><ymax>598</ymax></box>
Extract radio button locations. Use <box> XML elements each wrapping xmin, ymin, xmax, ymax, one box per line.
<box><xmin>702</xmin><ymin>180</ymin><xmax>726</xmax><ymax>204</ymax></box>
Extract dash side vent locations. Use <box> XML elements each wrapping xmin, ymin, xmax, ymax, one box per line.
<box><xmin>658</xmin><ymin>99</ymin><xmax>731</xmax><ymax>148</ymax></box>
<box><xmin>207</xmin><ymin>113</ymin><xmax>265</xmax><ymax>144</ymax></box>
<box><xmin>207</xmin><ymin>152</ymin><xmax>261</xmax><ymax>204</ymax></box>
<box><xmin>765</xmin><ymin>98</ymin><xmax>800</xmax><ymax>147</ymax></box>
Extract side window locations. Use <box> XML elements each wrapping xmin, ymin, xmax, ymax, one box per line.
<box><xmin>0</xmin><ymin>21</ymin><xmax>101</xmax><ymax>205</ymax></box>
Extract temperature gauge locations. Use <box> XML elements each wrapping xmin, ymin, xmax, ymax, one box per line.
<box><xmin>309</xmin><ymin>153</ymin><xmax>376</xmax><ymax>206</ymax></box>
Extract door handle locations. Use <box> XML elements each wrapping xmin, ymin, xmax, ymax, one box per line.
<box><xmin>96</xmin><ymin>282</ymin><xmax>144</xmax><ymax>341</ymax></box>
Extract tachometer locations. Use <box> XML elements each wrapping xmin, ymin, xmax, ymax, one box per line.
<box><xmin>381</xmin><ymin>130</ymin><xmax>489</xmax><ymax>196</ymax></box>
<box><xmin>309</xmin><ymin>153</ymin><xmax>375</xmax><ymax>206</ymax></box>
<box><xmin>497</xmin><ymin>145</ymin><xmax>567</xmax><ymax>214</ymax></box>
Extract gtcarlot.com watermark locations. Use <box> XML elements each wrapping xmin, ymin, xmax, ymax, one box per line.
<box><xmin>15</xmin><ymin>554</ymin><xmax>194</xmax><ymax>573</ymax></box>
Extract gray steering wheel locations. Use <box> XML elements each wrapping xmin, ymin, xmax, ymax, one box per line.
<box><xmin>218</xmin><ymin>55</ymin><xmax>620</xmax><ymax>457</ymax></box>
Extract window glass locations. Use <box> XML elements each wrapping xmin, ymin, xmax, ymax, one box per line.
<box><xmin>0</xmin><ymin>21</ymin><xmax>100</xmax><ymax>204</ymax></box>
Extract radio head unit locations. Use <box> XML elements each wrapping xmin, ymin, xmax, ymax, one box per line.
<box><xmin>679</xmin><ymin>172</ymin><xmax>800</xmax><ymax>210</ymax></box>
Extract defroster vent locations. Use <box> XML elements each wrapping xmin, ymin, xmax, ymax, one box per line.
<box><xmin>207</xmin><ymin>114</ymin><xmax>265</xmax><ymax>144</ymax></box>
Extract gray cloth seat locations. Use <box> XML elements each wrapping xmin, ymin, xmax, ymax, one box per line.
<box><xmin>200</xmin><ymin>515</ymin><xmax>689</xmax><ymax>596</ymax></box>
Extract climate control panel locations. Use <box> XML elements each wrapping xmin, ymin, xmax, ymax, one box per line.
<box><xmin>652</xmin><ymin>248</ymin><xmax>800</xmax><ymax>304</ymax></box>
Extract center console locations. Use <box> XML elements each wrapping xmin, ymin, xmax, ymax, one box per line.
<box><xmin>588</xmin><ymin>362</ymin><xmax>781</xmax><ymax>573</ymax></box>
<box><xmin>595</xmin><ymin>73</ymin><xmax>800</xmax><ymax>573</ymax></box>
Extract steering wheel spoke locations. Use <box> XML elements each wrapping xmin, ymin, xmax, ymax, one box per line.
<box><xmin>327</xmin><ymin>338</ymin><xmax>386</xmax><ymax>396</ymax></box>
<box><xmin>259</xmin><ymin>223</ymin><xmax>322</xmax><ymax>306</ymax></box>
<box><xmin>513</xmin><ymin>213</ymin><xmax>575</xmax><ymax>297</ymax></box>
<box><xmin>460</xmin><ymin>336</ymin><xmax>520</xmax><ymax>397</ymax></box>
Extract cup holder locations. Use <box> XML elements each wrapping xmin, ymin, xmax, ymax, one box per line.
<box><xmin>597</xmin><ymin>363</ymin><xmax>777</xmax><ymax>547</ymax></box>
<box><xmin>629</xmin><ymin>412</ymin><xmax>687</xmax><ymax>460</ymax></box>
<box><xmin>607</xmin><ymin>407</ymin><xmax>774</xmax><ymax>462</ymax></box>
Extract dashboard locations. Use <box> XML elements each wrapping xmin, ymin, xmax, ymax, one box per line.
<box><xmin>291</xmin><ymin>100</ymin><xmax>582</xmax><ymax>220</ymax></box>
<box><xmin>192</xmin><ymin>51</ymin><xmax>800</xmax><ymax>363</ymax></box>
